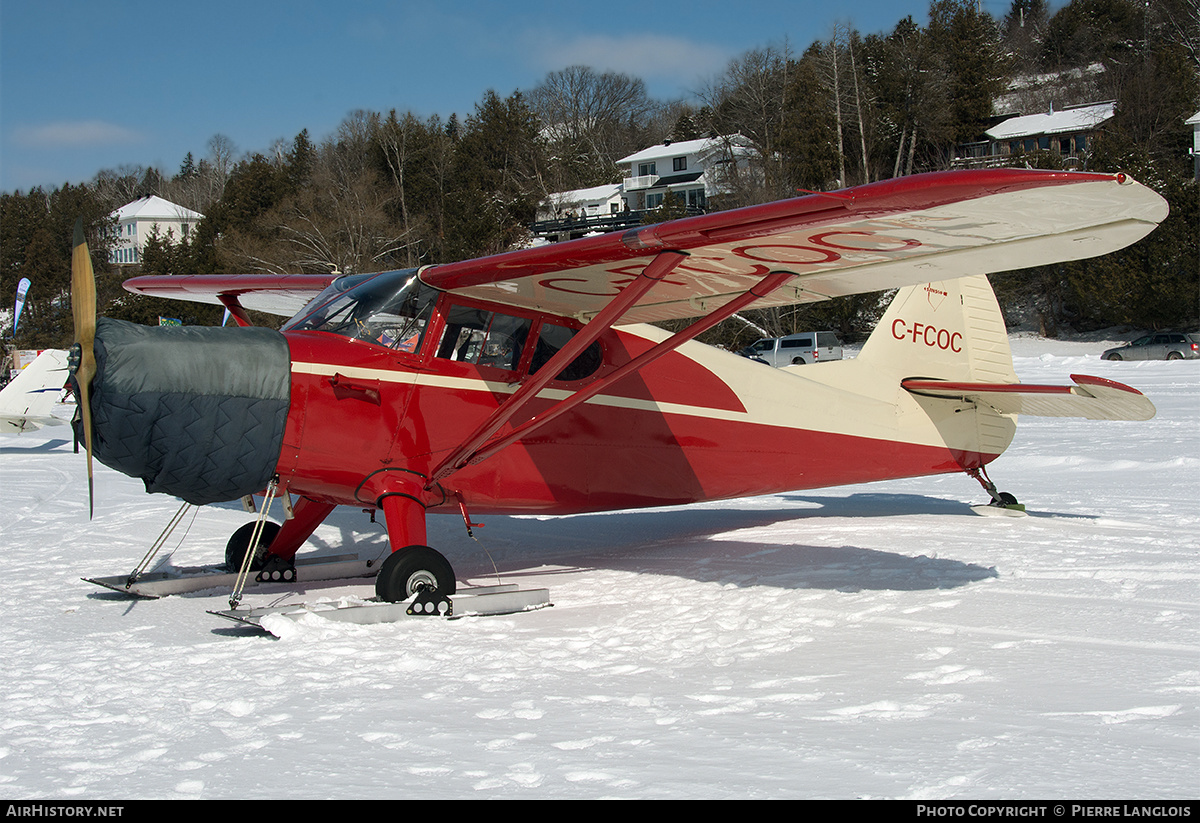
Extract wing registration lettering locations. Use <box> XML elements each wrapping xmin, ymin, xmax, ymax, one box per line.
<box><xmin>423</xmin><ymin>170</ymin><xmax>1168</xmax><ymax>325</ymax></box>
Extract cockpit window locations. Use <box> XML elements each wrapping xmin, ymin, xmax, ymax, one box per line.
<box><xmin>435</xmin><ymin>304</ymin><xmax>532</xmax><ymax>372</ymax></box>
<box><xmin>283</xmin><ymin>269</ymin><xmax>439</xmax><ymax>352</ymax></box>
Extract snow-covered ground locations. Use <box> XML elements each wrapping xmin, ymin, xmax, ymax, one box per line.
<box><xmin>1</xmin><ymin>337</ymin><xmax>1196</xmax><ymax>799</ymax></box>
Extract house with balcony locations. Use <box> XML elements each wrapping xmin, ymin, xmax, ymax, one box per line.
<box><xmin>617</xmin><ymin>135</ymin><xmax>755</xmax><ymax>212</ymax></box>
<box><xmin>955</xmin><ymin>102</ymin><xmax>1115</xmax><ymax>169</ymax></box>
<box><xmin>532</xmin><ymin>135</ymin><xmax>756</xmax><ymax>242</ymax></box>
<box><xmin>108</xmin><ymin>195</ymin><xmax>205</xmax><ymax>266</ymax></box>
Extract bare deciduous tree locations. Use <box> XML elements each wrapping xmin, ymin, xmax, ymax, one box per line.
<box><xmin>529</xmin><ymin>65</ymin><xmax>659</xmax><ymax>191</ymax></box>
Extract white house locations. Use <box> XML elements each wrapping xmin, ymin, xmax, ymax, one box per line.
<box><xmin>617</xmin><ymin>135</ymin><xmax>755</xmax><ymax>212</ymax></box>
<box><xmin>533</xmin><ymin>135</ymin><xmax>756</xmax><ymax>242</ymax></box>
<box><xmin>537</xmin><ymin>183</ymin><xmax>624</xmax><ymax>223</ymax></box>
<box><xmin>108</xmin><ymin>195</ymin><xmax>205</xmax><ymax>266</ymax></box>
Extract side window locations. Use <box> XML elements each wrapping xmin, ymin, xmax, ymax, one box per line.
<box><xmin>530</xmin><ymin>323</ymin><xmax>602</xmax><ymax>382</ymax></box>
<box><xmin>436</xmin><ymin>304</ymin><xmax>531</xmax><ymax>372</ymax></box>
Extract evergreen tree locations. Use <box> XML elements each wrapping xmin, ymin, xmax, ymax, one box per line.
<box><xmin>1</xmin><ymin>184</ymin><xmax>116</xmax><ymax>348</ymax></box>
<box><xmin>443</xmin><ymin>90</ymin><xmax>545</xmax><ymax>260</ymax></box>
<box><xmin>926</xmin><ymin>0</ymin><xmax>1009</xmax><ymax>149</ymax></box>
<box><xmin>780</xmin><ymin>46</ymin><xmax>841</xmax><ymax>191</ymax></box>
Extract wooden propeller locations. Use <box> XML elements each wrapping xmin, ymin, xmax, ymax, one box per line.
<box><xmin>70</xmin><ymin>218</ymin><xmax>97</xmax><ymax>518</ymax></box>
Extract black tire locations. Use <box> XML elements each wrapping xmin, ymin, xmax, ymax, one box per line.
<box><xmin>375</xmin><ymin>545</ymin><xmax>457</xmax><ymax>602</ymax></box>
<box><xmin>791</xmin><ymin>357</ymin><xmax>807</xmax><ymax>365</ymax></box>
<box><xmin>1167</xmin><ymin>351</ymin><xmax>1183</xmax><ymax>361</ymax></box>
<box><xmin>1106</xmin><ymin>353</ymin><xmax>1122</xmax><ymax>361</ymax></box>
<box><xmin>997</xmin><ymin>491</ymin><xmax>1019</xmax><ymax>507</ymax></box>
<box><xmin>225</xmin><ymin>521</ymin><xmax>281</xmax><ymax>572</ymax></box>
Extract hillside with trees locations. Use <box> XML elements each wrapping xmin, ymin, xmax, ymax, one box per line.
<box><xmin>2</xmin><ymin>0</ymin><xmax>1196</xmax><ymax>353</ymax></box>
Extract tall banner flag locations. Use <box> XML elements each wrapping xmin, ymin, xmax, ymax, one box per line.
<box><xmin>13</xmin><ymin>277</ymin><xmax>31</xmax><ymax>336</ymax></box>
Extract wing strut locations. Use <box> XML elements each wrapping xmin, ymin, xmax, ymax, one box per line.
<box><xmin>218</xmin><ymin>294</ymin><xmax>254</xmax><ymax>328</ymax></box>
<box><xmin>430</xmin><ymin>266</ymin><xmax>798</xmax><ymax>487</ymax></box>
<box><xmin>426</xmin><ymin>250</ymin><xmax>689</xmax><ymax>487</ymax></box>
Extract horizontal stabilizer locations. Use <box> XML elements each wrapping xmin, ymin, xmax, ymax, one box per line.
<box><xmin>901</xmin><ymin>374</ymin><xmax>1155</xmax><ymax>421</ymax></box>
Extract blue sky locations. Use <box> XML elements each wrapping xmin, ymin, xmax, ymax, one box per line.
<box><xmin>1</xmin><ymin>0</ymin><xmax>1016</xmax><ymax>193</ymax></box>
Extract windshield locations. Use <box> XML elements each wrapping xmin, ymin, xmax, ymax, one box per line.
<box><xmin>282</xmin><ymin>269</ymin><xmax>439</xmax><ymax>352</ymax></box>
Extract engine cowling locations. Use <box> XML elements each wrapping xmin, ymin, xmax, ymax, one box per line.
<box><xmin>75</xmin><ymin>317</ymin><xmax>291</xmax><ymax>505</ymax></box>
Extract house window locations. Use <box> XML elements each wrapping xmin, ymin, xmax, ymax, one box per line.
<box><xmin>645</xmin><ymin>193</ymin><xmax>664</xmax><ymax>209</ymax></box>
<box><xmin>638</xmin><ymin>162</ymin><xmax>656</xmax><ymax>177</ymax></box>
<box><xmin>672</xmin><ymin>156</ymin><xmax>687</xmax><ymax>172</ymax></box>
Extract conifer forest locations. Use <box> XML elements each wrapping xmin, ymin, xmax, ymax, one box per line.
<box><xmin>2</xmin><ymin>0</ymin><xmax>1197</xmax><ymax>351</ymax></box>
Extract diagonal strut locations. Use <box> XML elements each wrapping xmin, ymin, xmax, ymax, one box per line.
<box><xmin>426</xmin><ymin>250</ymin><xmax>689</xmax><ymax>488</ymax></box>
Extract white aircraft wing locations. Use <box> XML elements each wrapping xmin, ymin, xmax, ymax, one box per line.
<box><xmin>420</xmin><ymin>169</ymin><xmax>1168</xmax><ymax>323</ymax></box>
<box><xmin>121</xmin><ymin>170</ymin><xmax>1167</xmax><ymax>328</ymax></box>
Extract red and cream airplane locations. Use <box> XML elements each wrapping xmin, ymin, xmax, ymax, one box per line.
<box><xmin>69</xmin><ymin>169</ymin><xmax>1166</xmax><ymax>609</ymax></box>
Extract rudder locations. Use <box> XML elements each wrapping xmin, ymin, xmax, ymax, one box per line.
<box><xmin>854</xmin><ymin>275</ymin><xmax>1018</xmax><ymax>466</ymax></box>
<box><xmin>857</xmin><ymin>275</ymin><xmax>1016</xmax><ymax>385</ymax></box>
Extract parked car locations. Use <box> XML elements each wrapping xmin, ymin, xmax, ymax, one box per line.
<box><xmin>1102</xmin><ymin>332</ymin><xmax>1199</xmax><ymax>361</ymax></box>
<box><xmin>738</xmin><ymin>332</ymin><xmax>844</xmax><ymax>367</ymax></box>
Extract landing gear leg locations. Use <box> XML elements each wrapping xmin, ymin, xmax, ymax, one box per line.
<box><xmin>374</xmin><ymin>485</ymin><xmax>458</xmax><ymax>606</ymax></box>
<box><xmin>966</xmin><ymin>467</ymin><xmax>1026</xmax><ymax>516</ymax></box>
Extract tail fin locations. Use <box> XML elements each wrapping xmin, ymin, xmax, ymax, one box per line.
<box><xmin>857</xmin><ymin>275</ymin><xmax>1016</xmax><ymax>384</ymax></box>
<box><xmin>0</xmin><ymin>349</ymin><xmax>70</xmax><ymax>432</ymax></box>
<box><xmin>853</xmin><ymin>275</ymin><xmax>1018</xmax><ymax>464</ymax></box>
<box><xmin>845</xmin><ymin>275</ymin><xmax>1152</xmax><ymax>471</ymax></box>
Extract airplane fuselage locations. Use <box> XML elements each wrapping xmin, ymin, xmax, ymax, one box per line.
<box><xmin>275</xmin><ymin>319</ymin><xmax>994</xmax><ymax>519</ymax></box>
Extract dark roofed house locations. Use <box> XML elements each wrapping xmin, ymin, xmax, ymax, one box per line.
<box><xmin>955</xmin><ymin>102</ymin><xmax>1114</xmax><ymax>170</ymax></box>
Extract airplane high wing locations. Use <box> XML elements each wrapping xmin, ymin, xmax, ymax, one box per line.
<box><xmin>122</xmin><ymin>273</ymin><xmax>338</xmax><ymax>324</ymax></box>
<box><xmin>124</xmin><ymin>169</ymin><xmax>1167</xmax><ymax>325</ymax></box>
<box><xmin>421</xmin><ymin>168</ymin><xmax>1166</xmax><ymax>322</ymax></box>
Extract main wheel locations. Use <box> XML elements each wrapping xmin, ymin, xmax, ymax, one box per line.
<box><xmin>1167</xmin><ymin>351</ymin><xmax>1183</xmax><ymax>360</ymax></box>
<box><xmin>375</xmin><ymin>545</ymin><xmax>457</xmax><ymax>602</ymax></box>
<box><xmin>225</xmin><ymin>521</ymin><xmax>281</xmax><ymax>572</ymax></box>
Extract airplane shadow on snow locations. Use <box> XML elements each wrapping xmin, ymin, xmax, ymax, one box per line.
<box><xmin>0</xmin><ymin>438</ymin><xmax>73</xmax><ymax>455</ymax></box>
<box><xmin>229</xmin><ymin>490</ymin><xmax>1004</xmax><ymax>595</ymax></box>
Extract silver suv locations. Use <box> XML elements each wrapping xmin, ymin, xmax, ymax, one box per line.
<box><xmin>739</xmin><ymin>331</ymin><xmax>843</xmax><ymax>367</ymax></box>
<box><xmin>1102</xmin><ymin>332</ymin><xmax>1199</xmax><ymax>361</ymax></box>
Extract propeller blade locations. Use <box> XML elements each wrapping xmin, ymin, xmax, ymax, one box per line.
<box><xmin>71</xmin><ymin>218</ymin><xmax>97</xmax><ymax>518</ymax></box>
